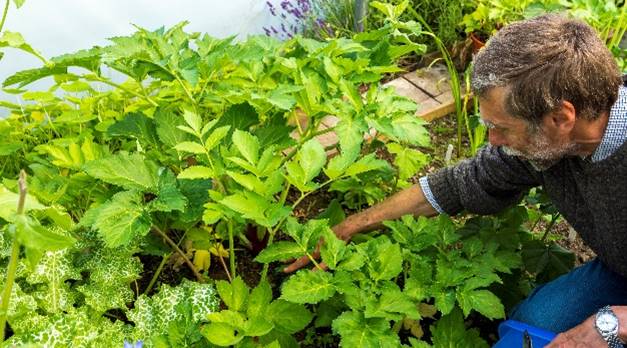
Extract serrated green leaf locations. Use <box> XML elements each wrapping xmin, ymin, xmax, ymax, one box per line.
<box><xmin>202</xmin><ymin>322</ymin><xmax>244</xmax><ymax>346</ymax></box>
<box><xmin>434</xmin><ymin>290</ymin><xmax>456</xmax><ymax>315</ymax></box>
<box><xmin>106</xmin><ymin>112</ymin><xmax>159</xmax><ymax>148</ymax></box>
<box><xmin>220</xmin><ymin>191</ymin><xmax>290</xmax><ymax>227</ymax></box>
<box><xmin>369</xmin><ymin>239</ymin><xmax>403</xmax><ymax>281</ymax></box>
<box><xmin>281</xmin><ymin>270</ymin><xmax>335</xmax><ymax>304</ymax></box>
<box><xmin>364</xmin><ymin>286</ymin><xmax>420</xmax><ymax>320</ymax></box>
<box><xmin>150</xmin><ymin>168</ymin><xmax>187</xmax><ymax>212</ymax></box>
<box><xmin>82</xmin><ymin>152</ymin><xmax>159</xmax><ymax>191</ymax></box>
<box><xmin>83</xmin><ymin>190</ymin><xmax>152</xmax><ymax>247</ymax></box>
<box><xmin>183</xmin><ymin>110</ymin><xmax>203</xmax><ymax>133</ymax></box>
<box><xmin>430</xmin><ymin>307</ymin><xmax>489</xmax><ymax>348</ymax></box>
<box><xmin>155</xmin><ymin>108</ymin><xmax>191</xmax><ymax>148</ymax></box>
<box><xmin>299</xmin><ymin>139</ymin><xmax>326</xmax><ymax>182</ymax></box>
<box><xmin>344</xmin><ymin>153</ymin><xmax>389</xmax><ymax>177</ymax></box>
<box><xmin>216</xmin><ymin>276</ymin><xmax>249</xmax><ymax>312</ymax></box>
<box><xmin>387</xmin><ymin>143</ymin><xmax>429</xmax><ymax>180</ymax></box>
<box><xmin>232</xmin><ymin>129</ymin><xmax>259</xmax><ymax>165</ymax></box>
<box><xmin>267</xmin><ymin>300</ymin><xmax>312</xmax><ymax>334</ymax></box>
<box><xmin>456</xmin><ymin>289</ymin><xmax>504</xmax><ymax>320</ymax></box>
<box><xmin>332</xmin><ymin>311</ymin><xmax>400</xmax><ymax>348</ymax></box>
<box><xmin>255</xmin><ymin>241</ymin><xmax>304</xmax><ymax>263</ymax></box>
<box><xmin>205</xmin><ymin>125</ymin><xmax>231</xmax><ymax>151</ymax></box>
<box><xmin>319</xmin><ymin>227</ymin><xmax>346</xmax><ymax>270</ymax></box>
<box><xmin>247</xmin><ymin>280</ymin><xmax>272</xmax><ymax>318</ymax></box>
<box><xmin>178</xmin><ymin>165</ymin><xmax>214</xmax><ymax>179</ymax></box>
<box><xmin>174</xmin><ymin>141</ymin><xmax>206</xmax><ymax>154</ymax></box>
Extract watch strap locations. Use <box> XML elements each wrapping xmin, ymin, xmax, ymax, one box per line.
<box><xmin>596</xmin><ymin>305</ymin><xmax>623</xmax><ymax>348</ymax></box>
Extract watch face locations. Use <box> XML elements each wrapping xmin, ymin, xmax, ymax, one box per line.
<box><xmin>597</xmin><ymin>313</ymin><xmax>618</xmax><ymax>332</ymax></box>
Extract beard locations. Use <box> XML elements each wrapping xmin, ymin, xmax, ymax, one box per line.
<box><xmin>501</xmin><ymin>129</ymin><xmax>580</xmax><ymax>171</ymax></box>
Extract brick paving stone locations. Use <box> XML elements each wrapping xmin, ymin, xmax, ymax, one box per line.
<box><xmin>383</xmin><ymin>78</ymin><xmax>433</xmax><ymax>104</ymax></box>
<box><xmin>403</xmin><ymin>64</ymin><xmax>451</xmax><ymax>97</ymax></box>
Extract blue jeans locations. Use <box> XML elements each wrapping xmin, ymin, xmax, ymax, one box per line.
<box><xmin>510</xmin><ymin>259</ymin><xmax>627</xmax><ymax>342</ymax></box>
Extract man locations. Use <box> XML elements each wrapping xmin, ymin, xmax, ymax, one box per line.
<box><xmin>285</xmin><ymin>14</ymin><xmax>627</xmax><ymax>347</ymax></box>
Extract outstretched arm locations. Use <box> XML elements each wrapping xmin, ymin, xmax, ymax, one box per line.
<box><xmin>283</xmin><ymin>183</ymin><xmax>438</xmax><ymax>273</ymax></box>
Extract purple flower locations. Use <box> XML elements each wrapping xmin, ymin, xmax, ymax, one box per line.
<box><xmin>124</xmin><ymin>341</ymin><xmax>143</xmax><ymax>348</ymax></box>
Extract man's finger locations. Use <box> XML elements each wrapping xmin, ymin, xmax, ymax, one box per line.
<box><xmin>283</xmin><ymin>255</ymin><xmax>310</xmax><ymax>273</ymax></box>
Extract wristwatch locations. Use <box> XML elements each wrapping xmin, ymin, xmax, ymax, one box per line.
<box><xmin>595</xmin><ymin>305</ymin><xmax>623</xmax><ymax>348</ymax></box>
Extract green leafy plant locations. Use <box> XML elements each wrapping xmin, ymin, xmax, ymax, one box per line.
<box><xmin>0</xmin><ymin>4</ymin><xmax>433</xmax><ymax>344</ymax></box>
<box><xmin>256</xmin><ymin>213</ymin><xmax>527</xmax><ymax>346</ymax></box>
<box><xmin>202</xmin><ymin>277</ymin><xmax>312</xmax><ymax>347</ymax></box>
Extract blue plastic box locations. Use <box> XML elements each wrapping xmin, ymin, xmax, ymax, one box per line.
<box><xmin>493</xmin><ymin>320</ymin><xmax>557</xmax><ymax>347</ymax></box>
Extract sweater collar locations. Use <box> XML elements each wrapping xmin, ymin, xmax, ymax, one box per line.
<box><xmin>590</xmin><ymin>86</ymin><xmax>627</xmax><ymax>162</ymax></box>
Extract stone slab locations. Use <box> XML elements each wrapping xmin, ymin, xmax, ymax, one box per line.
<box><xmin>383</xmin><ymin>77</ymin><xmax>433</xmax><ymax>104</ymax></box>
<box><xmin>403</xmin><ymin>63</ymin><xmax>451</xmax><ymax>97</ymax></box>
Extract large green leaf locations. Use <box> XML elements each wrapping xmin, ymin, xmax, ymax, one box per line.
<box><xmin>232</xmin><ymin>129</ymin><xmax>260</xmax><ymax>165</ymax></box>
<box><xmin>387</xmin><ymin>143</ymin><xmax>429</xmax><ymax>180</ymax></box>
<box><xmin>267</xmin><ymin>300</ymin><xmax>313</xmax><ymax>334</ymax></box>
<box><xmin>76</xmin><ymin>250</ymin><xmax>142</xmax><ymax>313</ymax></box>
<box><xmin>0</xmin><ymin>185</ymin><xmax>46</xmax><ymax>222</ymax></box>
<box><xmin>13</xmin><ymin>215</ymin><xmax>76</xmax><ymax>254</ymax></box>
<box><xmin>255</xmin><ymin>241</ymin><xmax>304</xmax><ymax>263</ymax></box>
<box><xmin>319</xmin><ymin>227</ymin><xmax>346</xmax><ymax>270</ymax></box>
<box><xmin>106</xmin><ymin>112</ymin><xmax>159</xmax><ymax>148</ymax></box>
<box><xmin>247</xmin><ymin>280</ymin><xmax>272</xmax><ymax>318</ymax></box>
<box><xmin>430</xmin><ymin>307</ymin><xmax>489</xmax><ymax>348</ymax></box>
<box><xmin>299</xmin><ymin>139</ymin><xmax>326</xmax><ymax>182</ymax></box>
<box><xmin>280</xmin><ymin>270</ymin><xmax>335</xmax><ymax>304</ymax></box>
<box><xmin>25</xmin><ymin>249</ymin><xmax>81</xmax><ymax>313</ymax></box>
<box><xmin>367</xmin><ymin>238</ymin><xmax>403</xmax><ymax>281</ymax></box>
<box><xmin>82</xmin><ymin>152</ymin><xmax>159</xmax><ymax>191</ymax></box>
<box><xmin>456</xmin><ymin>289</ymin><xmax>504</xmax><ymax>320</ymax></box>
<box><xmin>364</xmin><ymin>286</ymin><xmax>420</xmax><ymax>320</ymax></box>
<box><xmin>332</xmin><ymin>311</ymin><xmax>400</xmax><ymax>348</ymax></box>
<box><xmin>216</xmin><ymin>276</ymin><xmax>249</xmax><ymax>312</ymax></box>
<box><xmin>154</xmin><ymin>108</ymin><xmax>192</xmax><ymax>148</ymax></box>
<box><xmin>149</xmin><ymin>169</ymin><xmax>187</xmax><ymax>212</ymax></box>
<box><xmin>129</xmin><ymin>279</ymin><xmax>219</xmax><ymax>338</ymax></box>
<box><xmin>219</xmin><ymin>191</ymin><xmax>290</xmax><ymax>227</ymax></box>
<box><xmin>82</xmin><ymin>190</ymin><xmax>152</xmax><ymax>247</ymax></box>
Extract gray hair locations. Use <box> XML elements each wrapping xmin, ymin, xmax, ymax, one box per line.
<box><xmin>471</xmin><ymin>14</ymin><xmax>621</xmax><ymax>124</ymax></box>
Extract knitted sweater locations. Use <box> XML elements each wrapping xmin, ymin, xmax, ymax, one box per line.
<box><xmin>426</xmin><ymin>140</ymin><xmax>627</xmax><ymax>278</ymax></box>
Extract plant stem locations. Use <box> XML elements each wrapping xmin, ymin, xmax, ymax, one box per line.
<box><xmin>143</xmin><ymin>252</ymin><xmax>171</xmax><ymax>295</ymax></box>
<box><xmin>227</xmin><ymin>221</ymin><xmax>236</xmax><ymax>279</ymax></box>
<box><xmin>541</xmin><ymin>213</ymin><xmax>560</xmax><ymax>243</ymax></box>
<box><xmin>151</xmin><ymin>225</ymin><xmax>204</xmax><ymax>282</ymax></box>
<box><xmin>90</xmin><ymin>75</ymin><xmax>159</xmax><ymax>107</ymax></box>
<box><xmin>217</xmin><ymin>252</ymin><xmax>232</xmax><ymax>282</ymax></box>
<box><xmin>0</xmin><ymin>170</ymin><xmax>27</xmax><ymax>342</ymax></box>
<box><xmin>0</xmin><ymin>0</ymin><xmax>9</xmax><ymax>34</ymax></box>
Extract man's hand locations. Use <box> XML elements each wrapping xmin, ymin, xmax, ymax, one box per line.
<box><xmin>546</xmin><ymin>316</ymin><xmax>607</xmax><ymax>348</ymax></box>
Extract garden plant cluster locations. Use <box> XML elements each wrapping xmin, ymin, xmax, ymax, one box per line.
<box><xmin>0</xmin><ymin>0</ymin><xmax>624</xmax><ymax>347</ymax></box>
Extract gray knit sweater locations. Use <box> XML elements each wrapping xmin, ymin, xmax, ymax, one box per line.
<box><xmin>426</xmin><ymin>141</ymin><xmax>627</xmax><ymax>278</ymax></box>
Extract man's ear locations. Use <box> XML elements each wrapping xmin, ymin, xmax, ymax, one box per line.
<box><xmin>542</xmin><ymin>100</ymin><xmax>576</xmax><ymax>135</ymax></box>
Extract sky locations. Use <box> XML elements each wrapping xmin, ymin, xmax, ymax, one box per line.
<box><xmin>0</xmin><ymin>0</ymin><xmax>282</xmax><ymax>91</ymax></box>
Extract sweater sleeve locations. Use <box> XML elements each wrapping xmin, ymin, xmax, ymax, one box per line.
<box><xmin>426</xmin><ymin>145</ymin><xmax>543</xmax><ymax>215</ymax></box>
